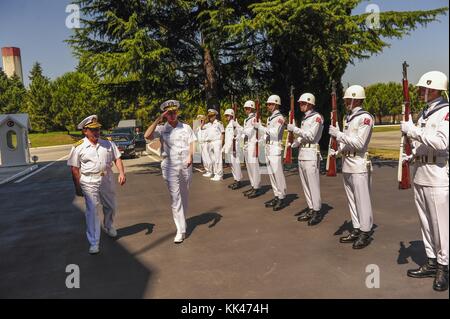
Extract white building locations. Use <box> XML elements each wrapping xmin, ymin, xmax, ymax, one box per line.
<box><xmin>0</xmin><ymin>114</ymin><xmax>31</xmax><ymax>167</ymax></box>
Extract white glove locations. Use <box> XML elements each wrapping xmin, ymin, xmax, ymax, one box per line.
<box><xmin>401</xmin><ymin>153</ymin><xmax>414</xmax><ymax>163</ymax></box>
<box><xmin>329</xmin><ymin>125</ymin><xmax>341</xmax><ymax>138</ymax></box>
<box><xmin>287</xmin><ymin>124</ymin><xmax>296</xmax><ymax>132</ymax></box>
<box><xmin>252</xmin><ymin>120</ymin><xmax>262</xmax><ymax>130</ymax></box>
<box><xmin>291</xmin><ymin>139</ymin><xmax>301</xmax><ymax>148</ymax></box>
<box><xmin>328</xmin><ymin>148</ymin><xmax>339</xmax><ymax>157</ymax></box>
<box><xmin>400</xmin><ymin>118</ymin><xmax>414</xmax><ymax>135</ymax></box>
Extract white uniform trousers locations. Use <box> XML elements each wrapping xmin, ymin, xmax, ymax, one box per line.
<box><xmin>298</xmin><ymin>159</ymin><xmax>322</xmax><ymax>211</ymax></box>
<box><xmin>208</xmin><ymin>140</ymin><xmax>223</xmax><ymax>177</ymax></box>
<box><xmin>229</xmin><ymin>152</ymin><xmax>242</xmax><ymax>182</ymax></box>
<box><xmin>80</xmin><ymin>173</ymin><xmax>116</xmax><ymax>246</ymax></box>
<box><xmin>414</xmin><ymin>184</ymin><xmax>449</xmax><ymax>265</ymax></box>
<box><xmin>161</xmin><ymin>160</ymin><xmax>192</xmax><ymax>235</ymax></box>
<box><xmin>343</xmin><ymin>172</ymin><xmax>373</xmax><ymax>232</ymax></box>
<box><xmin>265</xmin><ymin>153</ymin><xmax>287</xmax><ymax>200</ymax></box>
<box><xmin>200</xmin><ymin>143</ymin><xmax>212</xmax><ymax>174</ymax></box>
<box><xmin>244</xmin><ymin>144</ymin><xmax>261</xmax><ymax>189</ymax></box>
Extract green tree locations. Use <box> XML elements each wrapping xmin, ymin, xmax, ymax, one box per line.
<box><xmin>0</xmin><ymin>72</ymin><xmax>27</xmax><ymax>114</ymax></box>
<box><xmin>51</xmin><ymin>71</ymin><xmax>100</xmax><ymax>131</ymax></box>
<box><xmin>26</xmin><ymin>62</ymin><xmax>53</xmax><ymax>132</ymax></box>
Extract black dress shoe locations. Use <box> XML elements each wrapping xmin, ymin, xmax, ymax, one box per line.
<box><xmin>243</xmin><ymin>187</ymin><xmax>254</xmax><ymax>196</ymax></box>
<box><xmin>308</xmin><ymin>210</ymin><xmax>323</xmax><ymax>226</ymax></box>
<box><xmin>273</xmin><ymin>198</ymin><xmax>286</xmax><ymax>211</ymax></box>
<box><xmin>297</xmin><ymin>209</ymin><xmax>313</xmax><ymax>222</ymax></box>
<box><xmin>231</xmin><ymin>181</ymin><xmax>243</xmax><ymax>190</ymax></box>
<box><xmin>265</xmin><ymin>197</ymin><xmax>278</xmax><ymax>207</ymax></box>
<box><xmin>247</xmin><ymin>188</ymin><xmax>262</xmax><ymax>199</ymax></box>
<box><xmin>228</xmin><ymin>182</ymin><xmax>236</xmax><ymax>189</ymax></box>
<box><xmin>340</xmin><ymin>229</ymin><xmax>361</xmax><ymax>243</ymax></box>
<box><xmin>352</xmin><ymin>231</ymin><xmax>372</xmax><ymax>249</ymax></box>
<box><xmin>433</xmin><ymin>264</ymin><xmax>449</xmax><ymax>291</ymax></box>
<box><xmin>407</xmin><ymin>258</ymin><xmax>437</xmax><ymax>278</ymax></box>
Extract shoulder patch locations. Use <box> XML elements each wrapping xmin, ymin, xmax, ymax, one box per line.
<box><xmin>363</xmin><ymin>118</ymin><xmax>371</xmax><ymax>126</ymax></box>
<box><xmin>315</xmin><ymin>116</ymin><xmax>322</xmax><ymax>123</ymax></box>
<box><xmin>73</xmin><ymin>139</ymin><xmax>84</xmax><ymax>147</ymax></box>
<box><xmin>445</xmin><ymin>113</ymin><xmax>449</xmax><ymax>121</ymax></box>
<box><xmin>278</xmin><ymin>118</ymin><xmax>285</xmax><ymax>125</ymax></box>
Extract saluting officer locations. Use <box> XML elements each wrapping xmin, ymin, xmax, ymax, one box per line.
<box><xmin>144</xmin><ymin>100</ymin><xmax>196</xmax><ymax>244</ymax></box>
<box><xmin>67</xmin><ymin>115</ymin><xmax>126</xmax><ymax>254</ymax></box>
<box><xmin>329</xmin><ymin>85</ymin><xmax>375</xmax><ymax>249</ymax></box>
<box><xmin>223</xmin><ymin>108</ymin><xmax>243</xmax><ymax>190</ymax></box>
<box><xmin>287</xmin><ymin>93</ymin><xmax>324</xmax><ymax>225</ymax></box>
<box><xmin>242</xmin><ymin>100</ymin><xmax>263</xmax><ymax>198</ymax></box>
<box><xmin>401</xmin><ymin>71</ymin><xmax>449</xmax><ymax>292</ymax></box>
<box><xmin>253</xmin><ymin>95</ymin><xmax>287</xmax><ymax>211</ymax></box>
<box><xmin>202</xmin><ymin>109</ymin><xmax>225</xmax><ymax>181</ymax></box>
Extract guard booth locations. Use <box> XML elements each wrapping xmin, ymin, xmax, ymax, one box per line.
<box><xmin>0</xmin><ymin>114</ymin><xmax>31</xmax><ymax>167</ymax></box>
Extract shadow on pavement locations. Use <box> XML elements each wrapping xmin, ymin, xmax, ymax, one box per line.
<box><xmin>116</xmin><ymin>223</ymin><xmax>155</xmax><ymax>240</ymax></box>
<box><xmin>186</xmin><ymin>210</ymin><xmax>223</xmax><ymax>238</ymax></box>
<box><xmin>397</xmin><ymin>240</ymin><xmax>427</xmax><ymax>267</ymax></box>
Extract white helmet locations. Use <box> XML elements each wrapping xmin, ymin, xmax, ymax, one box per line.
<box><xmin>243</xmin><ymin>100</ymin><xmax>255</xmax><ymax>109</ymax></box>
<box><xmin>298</xmin><ymin>93</ymin><xmax>315</xmax><ymax>105</ymax></box>
<box><xmin>224</xmin><ymin>109</ymin><xmax>235</xmax><ymax>117</ymax></box>
<box><xmin>416</xmin><ymin>71</ymin><xmax>448</xmax><ymax>91</ymax></box>
<box><xmin>344</xmin><ymin>85</ymin><xmax>366</xmax><ymax>99</ymax></box>
<box><xmin>266</xmin><ymin>94</ymin><xmax>281</xmax><ymax>105</ymax></box>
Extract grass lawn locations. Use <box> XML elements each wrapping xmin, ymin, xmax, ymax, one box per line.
<box><xmin>369</xmin><ymin>148</ymin><xmax>400</xmax><ymax>160</ymax></box>
<box><xmin>373</xmin><ymin>125</ymin><xmax>400</xmax><ymax>133</ymax></box>
<box><xmin>29</xmin><ymin>131</ymin><xmax>83</xmax><ymax>148</ymax></box>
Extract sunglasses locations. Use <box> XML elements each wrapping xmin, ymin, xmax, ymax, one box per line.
<box><xmin>87</xmin><ymin>128</ymin><xmax>100</xmax><ymax>132</ymax></box>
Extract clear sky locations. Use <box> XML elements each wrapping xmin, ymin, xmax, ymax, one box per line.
<box><xmin>0</xmin><ymin>0</ymin><xmax>448</xmax><ymax>87</ymax></box>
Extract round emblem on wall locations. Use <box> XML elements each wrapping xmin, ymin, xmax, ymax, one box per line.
<box><xmin>7</xmin><ymin>120</ymin><xmax>14</xmax><ymax>127</ymax></box>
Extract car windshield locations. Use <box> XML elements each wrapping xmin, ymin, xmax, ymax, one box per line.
<box><xmin>110</xmin><ymin>135</ymin><xmax>131</xmax><ymax>142</ymax></box>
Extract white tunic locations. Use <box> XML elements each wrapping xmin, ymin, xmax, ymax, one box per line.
<box><xmin>67</xmin><ymin>137</ymin><xmax>121</xmax><ymax>176</ymax></box>
<box><xmin>242</xmin><ymin>113</ymin><xmax>258</xmax><ymax>144</ymax></box>
<box><xmin>204</xmin><ymin>119</ymin><xmax>224</xmax><ymax>141</ymax></box>
<box><xmin>337</xmin><ymin>107</ymin><xmax>374</xmax><ymax>174</ymax></box>
<box><xmin>224</xmin><ymin>120</ymin><xmax>242</xmax><ymax>154</ymax></box>
<box><xmin>263</xmin><ymin>110</ymin><xmax>285</xmax><ymax>156</ymax></box>
<box><xmin>409</xmin><ymin>97</ymin><xmax>449</xmax><ymax>187</ymax></box>
<box><xmin>153</xmin><ymin>122</ymin><xmax>196</xmax><ymax>164</ymax></box>
<box><xmin>292</xmin><ymin>110</ymin><xmax>324</xmax><ymax>161</ymax></box>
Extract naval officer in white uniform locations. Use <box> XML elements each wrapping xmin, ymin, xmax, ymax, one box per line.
<box><xmin>144</xmin><ymin>100</ymin><xmax>196</xmax><ymax>244</ymax></box>
<box><xmin>68</xmin><ymin>115</ymin><xmax>126</xmax><ymax>254</ymax></box>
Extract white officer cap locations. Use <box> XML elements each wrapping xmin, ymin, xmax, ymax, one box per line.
<box><xmin>77</xmin><ymin>115</ymin><xmax>102</xmax><ymax>130</ymax></box>
<box><xmin>224</xmin><ymin>109</ymin><xmax>235</xmax><ymax>117</ymax></box>
<box><xmin>160</xmin><ymin>100</ymin><xmax>180</xmax><ymax>111</ymax></box>
<box><xmin>243</xmin><ymin>100</ymin><xmax>255</xmax><ymax>109</ymax></box>
<box><xmin>207</xmin><ymin>109</ymin><xmax>219</xmax><ymax>116</ymax></box>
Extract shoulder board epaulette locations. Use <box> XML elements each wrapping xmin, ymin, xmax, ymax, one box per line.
<box><xmin>73</xmin><ymin>139</ymin><xmax>84</xmax><ymax>147</ymax></box>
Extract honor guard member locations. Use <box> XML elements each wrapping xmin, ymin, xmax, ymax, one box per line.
<box><xmin>287</xmin><ymin>93</ymin><xmax>324</xmax><ymax>225</ymax></box>
<box><xmin>329</xmin><ymin>85</ymin><xmax>375</xmax><ymax>249</ymax></box>
<box><xmin>145</xmin><ymin>100</ymin><xmax>196</xmax><ymax>244</ymax></box>
<box><xmin>242</xmin><ymin>100</ymin><xmax>263</xmax><ymax>198</ymax></box>
<box><xmin>67</xmin><ymin>115</ymin><xmax>126</xmax><ymax>254</ymax></box>
<box><xmin>401</xmin><ymin>71</ymin><xmax>449</xmax><ymax>291</ymax></box>
<box><xmin>195</xmin><ymin>114</ymin><xmax>212</xmax><ymax>175</ymax></box>
<box><xmin>253</xmin><ymin>95</ymin><xmax>288</xmax><ymax>211</ymax></box>
<box><xmin>223</xmin><ymin>108</ymin><xmax>244</xmax><ymax>189</ymax></box>
<box><xmin>202</xmin><ymin>109</ymin><xmax>225</xmax><ymax>181</ymax></box>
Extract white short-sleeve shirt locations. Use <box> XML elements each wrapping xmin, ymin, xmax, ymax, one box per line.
<box><xmin>67</xmin><ymin>137</ymin><xmax>121</xmax><ymax>174</ymax></box>
<box><xmin>152</xmin><ymin>122</ymin><xmax>196</xmax><ymax>163</ymax></box>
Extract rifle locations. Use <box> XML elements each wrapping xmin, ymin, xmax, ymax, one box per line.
<box><xmin>232</xmin><ymin>95</ymin><xmax>238</xmax><ymax>154</ymax></box>
<box><xmin>398</xmin><ymin>61</ymin><xmax>412</xmax><ymax>189</ymax></box>
<box><xmin>255</xmin><ymin>97</ymin><xmax>260</xmax><ymax>158</ymax></box>
<box><xmin>284</xmin><ymin>85</ymin><xmax>295</xmax><ymax>164</ymax></box>
<box><xmin>326</xmin><ymin>80</ymin><xmax>338</xmax><ymax>176</ymax></box>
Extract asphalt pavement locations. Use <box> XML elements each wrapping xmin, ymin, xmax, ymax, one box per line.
<box><xmin>0</xmin><ymin>149</ymin><xmax>447</xmax><ymax>298</ymax></box>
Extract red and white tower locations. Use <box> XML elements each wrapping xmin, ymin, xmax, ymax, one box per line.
<box><xmin>1</xmin><ymin>47</ymin><xmax>23</xmax><ymax>83</ymax></box>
